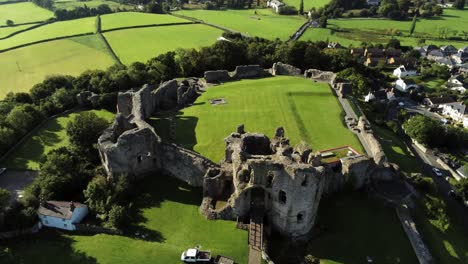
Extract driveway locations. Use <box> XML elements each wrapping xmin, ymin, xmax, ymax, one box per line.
<box><xmin>0</xmin><ymin>169</ymin><xmax>38</xmax><ymax>201</ymax></box>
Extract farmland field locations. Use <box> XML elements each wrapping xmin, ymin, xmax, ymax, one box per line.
<box><xmin>0</xmin><ymin>109</ymin><xmax>114</xmax><ymax>170</ymax></box>
<box><xmin>4</xmin><ymin>175</ymin><xmax>249</xmax><ymax>264</ymax></box>
<box><xmin>0</xmin><ymin>24</ymin><xmax>38</xmax><ymax>39</ymax></box>
<box><xmin>104</xmin><ymin>24</ymin><xmax>223</xmax><ymax>64</ymax></box>
<box><xmin>101</xmin><ymin>12</ymin><xmax>189</xmax><ymax>31</ymax></box>
<box><xmin>0</xmin><ymin>35</ymin><xmax>116</xmax><ymax>99</ymax></box>
<box><xmin>282</xmin><ymin>0</ymin><xmax>329</xmax><ymax>11</ymax></box>
<box><xmin>151</xmin><ymin>76</ymin><xmax>363</xmax><ymax>163</ymax></box>
<box><xmin>176</xmin><ymin>9</ymin><xmax>305</xmax><ymax>40</ymax></box>
<box><xmin>54</xmin><ymin>0</ymin><xmax>133</xmax><ymax>10</ymax></box>
<box><xmin>0</xmin><ymin>17</ymin><xmax>96</xmax><ymax>50</ymax></box>
<box><xmin>0</xmin><ymin>2</ymin><xmax>53</xmax><ymax>25</ymax></box>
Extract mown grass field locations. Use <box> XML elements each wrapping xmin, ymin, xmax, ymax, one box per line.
<box><xmin>0</xmin><ymin>34</ymin><xmax>115</xmax><ymax>99</ymax></box>
<box><xmin>301</xmin><ymin>8</ymin><xmax>468</xmax><ymax>47</ymax></box>
<box><xmin>4</xmin><ymin>175</ymin><xmax>249</xmax><ymax>264</ymax></box>
<box><xmin>152</xmin><ymin>76</ymin><xmax>362</xmax><ymax>163</ymax></box>
<box><xmin>282</xmin><ymin>0</ymin><xmax>329</xmax><ymax>11</ymax></box>
<box><xmin>54</xmin><ymin>0</ymin><xmax>133</xmax><ymax>10</ymax></box>
<box><xmin>0</xmin><ymin>17</ymin><xmax>95</xmax><ymax>50</ymax></box>
<box><xmin>0</xmin><ymin>2</ymin><xmax>52</xmax><ymax>25</ymax></box>
<box><xmin>0</xmin><ymin>109</ymin><xmax>114</xmax><ymax>170</ymax></box>
<box><xmin>101</xmin><ymin>12</ymin><xmax>189</xmax><ymax>30</ymax></box>
<box><xmin>0</xmin><ymin>23</ymin><xmax>38</xmax><ymax>38</ymax></box>
<box><xmin>104</xmin><ymin>24</ymin><xmax>222</xmax><ymax>64</ymax></box>
<box><xmin>176</xmin><ymin>9</ymin><xmax>305</xmax><ymax>40</ymax></box>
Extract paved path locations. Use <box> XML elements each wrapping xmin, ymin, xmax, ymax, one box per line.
<box><xmin>248</xmin><ymin>209</ymin><xmax>263</xmax><ymax>264</ymax></box>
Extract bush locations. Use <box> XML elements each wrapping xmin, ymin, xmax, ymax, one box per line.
<box><xmin>106</xmin><ymin>204</ymin><xmax>129</xmax><ymax>229</ymax></box>
<box><xmin>278</xmin><ymin>6</ymin><xmax>298</xmax><ymax>15</ymax></box>
<box><xmin>359</xmin><ymin>9</ymin><xmax>370</xmax><ymax>17</ymax></box>
<box><xmin>5</xmin><ymin>20</ymin><xmax>14</xmax><ymax>26</ymax></box>
<box><xmin>304</xmin><ymin>254</ymin><xmax>320</xmax><ymax>264</ymax></box>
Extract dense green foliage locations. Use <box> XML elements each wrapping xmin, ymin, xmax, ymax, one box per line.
<box><xmin>453</xmin><ymin>178</ymin><xmax>468</xmax><ymax>200</ymax></box>
<box><xmin>54</xmin><ymin>4</ymin><xmax>113</xmax><ymax>21</ymax></box>
<box><xmin>66</xmin><ymin>111</ymin><xmax>109</xmax><ymax>151</ymax></box>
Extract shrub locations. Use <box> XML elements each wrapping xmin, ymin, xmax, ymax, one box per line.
<box><xmin>5</xmin><ymin>20</ymin><xmax>14</xmax><ymax>26</ymax></box>
<box><xmin>278</xmin><ymin>6</ymin><xmax>298</xmax><ymax>15</ymax></box>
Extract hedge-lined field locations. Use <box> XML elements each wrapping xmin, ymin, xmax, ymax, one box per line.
<box><xmin>101</xmin><ymin>12</ymin><xmax>189</xmax><ymax>31</ymax></box>
<box><xmin>0</xmin><ymin>2</ymin><xmax>53</xmax><ymax>25</ymax></box>
<box><xmin>0</xmin><ymin>24</ymin><xmax>38</xmax><ymax>39</ymax></box>
<box><xmin>54</xmin><ymin>0</ymin><xmax>133</xmax><ymax>10</ymax></box>
<box><xmin>282</xmin><ymin>0</ymin><xmax>329</xmax><ymax>11</ymax></box>
<box><xmin>0</xmin><ymin>17</ymin><xmax>95</xmax><ymax>50</ymax></box>
<box><xmin>104</xmin><ymin>24</ymin><xmax>222</xmax><ymax>64</ymax></box>
<box><xmin>154</xmin><ymin>76</ymin><xmax>363</xmax><ymax>162</ymax></box>
<box><xmin>176</xmin><ymin>9</ymin><xmax>305</xmax><ymax>40</ymax></box>
<box><xmin>0</xmin><ymin>35</ymin><xmax>115</xmax><ymax>98</ymax></box>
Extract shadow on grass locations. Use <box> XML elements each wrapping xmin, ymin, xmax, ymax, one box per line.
<box><xmin>1</xmin><ymin>230</ymin><xmax>98</xmax><ymax>264</ymax></box>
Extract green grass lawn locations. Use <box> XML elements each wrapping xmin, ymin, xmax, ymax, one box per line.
<box><xmin>54</xmin><ymin>0</ymin><xmax>133</xmax><ymax>11</ymax></box>
<box><xmin>104</xmin><ymin>24</ymin><xmax>223</xmax><ymax>64</ymax></box>
<box><xmin>282</xmin><ymin>0</ymin><xmax>329</xmax><ymax>11</ymax></box>
<box><xmin>0</xmin><ymin>34</ymin><xmax>116</xmax><ymax>99</ymax></box>
<box><xmin>270</xmin><ymin>192</ymin><xmax>417</xmax><ymax>264</ymax></box>
<box><xmin>101</xmin><ymin>12</ymin><xmax>189</xmax><ymax>31</ymax></box>
<box><xmin>0</xmin><ymin>17</ymin><xmax>95</xmax><ymax>51</ymax></box>
<box><xmin>0</xmin><ymin>109</ymin><xmax>114</xmax><ymax>170</ymax></box>
<box><xmin>0</xmin><ymin>2</ymin><xmax>53</xmax><ymax>26</ymax></box>
<box><xmin>151</xmin><ymin>76</ymin><xmax>362</xmax><ymax>163</ymax></box>
<box><xmin>176</xmin><ymin>9</ymin><xmax>305</xmax><ymax>40</ymax></box>
<box><xmin>0</xmin><ymin>24</ymin><xmax>39</xmax><ymax>38</ymax></box>
<box><xmin>4</xmin><ymin>174</ymin><xmax>248</xmax><ymax>264</ymax></box>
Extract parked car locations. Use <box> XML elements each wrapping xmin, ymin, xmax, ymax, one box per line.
<box><xmin>181</xmin><ymin>248</ymin><xmax>211</xmax><ymax>263</ymax></box>
<box><xmin>432</xmin><ymin>167</ymin><xmax>443</xmax><ymax>177</ymax></box>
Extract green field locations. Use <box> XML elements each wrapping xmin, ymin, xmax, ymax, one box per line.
<box><xmin>0</xmin><ymin>109</ymin><xmax>114</xmax><ymax>170</ymax></box>
<box><xmin>0</xmin><ymin>35</ymin><xmax>116</xmax><ymax>99</ymax></box>
<box><xmin>101</xmin><ymin>12</ymin><xmax>189</xmax><ymax>31</ymax></box>
<box><xmin>176</xmin><ymin>9</ymin><xmax>305</xmax><ymax>40</ymax></box>
<box><xmin>0</xmin><ymin>24</ymin><xmax>38</xmax><ymax>38</ymax></box>
<box><xmin>54</xmin><ymin>0</ymin><xmax>133</xmax><ymax>10</ymax></box>
<box><xmin>151</xmin><ymin>76</ymin><xmax>363</xmax><ymax>163</ymax></box>
<box><xmin>0</xmin><ymin>2</ymin><xmax>53</xmax><ymax>26</ymax></box>
<box><xmin>4</xmin><ymin>175</ymin><xmax>249</xmax><ymax>264</ymax></box>
<box><xmin>282</xmin><ymin>0</ymin><xmax>329</xmax><ymax>11</ymax></box>
<box><xmin>270</xmin><ymin>192</ymin><xmax>417</xmax><ymax>264</ymax></box>
<box><xmin>0</xmin><ymin>17</ymin><xmax>95</xmax><ymax>50</ymax></box>
<box><xmin>104</xmin><ymin>24</ymin><xmax>223</xmax><ymax>64</ymax></box>
<box><xmin>301</xmin><ymin>9</ymin><xmax>468</xmax><ymax>47</ymax></box>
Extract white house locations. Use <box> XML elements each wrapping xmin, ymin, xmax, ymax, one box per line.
<box><xmin>266</xmin><ymin>0</ymin><xmax>285</xmax><ymax>13</ymax></box>
<box><xmin>447</xmin><ymin>75</ymin><xmax>467</xmax><ymax>93</ymax></box>
<box><xmin>37</xmin><ymin>201</ymin><xmax>88</xmax><ymax>231</ymax></box>
<box><xmin>441</xmin><ymin>102</ymin><xmax>468</xmax><ymax>128</ymax></box>
<box><xmin>393</xmin><ymin>65</ymin><xmax>417</xmax><ymax>78</ymax></box>
<box><xmin>395</xmin><ymin>78</ymin><xmax>418</xmax><ymax>92</ymax></box>
<box><xmin>367</xmin><ymin>0</ymin><xmax>381</xmax><ymax>6</ymax></box>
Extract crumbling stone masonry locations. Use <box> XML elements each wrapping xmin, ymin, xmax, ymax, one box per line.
<box><xmin>271</xmin><ymin>62</ymin><xmax>302</xmax><ymax>76</ymax></box>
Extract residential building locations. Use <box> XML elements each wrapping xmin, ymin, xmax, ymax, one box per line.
<box><xmin>385</xmin><ymin>49</ymin><xmax>402</xmax><ymax>58</ymax></box>
<box><xmin>328</xmin><ymin>42</ymin><xmax>343</xmax><ymax>49</ymax></box>
<box><xmin>364</xmin><ymin>48</ymin><xmax>384</xmax><ymax>58</ymax></box>
<box><xmin>393</xmin><ymin>64</ymin><xmax>418</xmax><ymax>78</ymax></box>
<box><xmin>427</xmin><ymin>49</ymin><xmax>444</xmax><ymax>60</ymax></box>
<box><xmin>367</xmin><ymin>0</ymin><xmax>381</xmax><ymax>6</ymax></box>
<box><xmin>364</xmin><ymin>57</ymin><xmax>386</xmax><ymax>67</ymax></box>
<box><xmin>350</xmin><ymin>48</ymin><xmax>364</xmax><ymax>57</ymax></box>
<box><xmin>459</xmin><ymin>63</ymin><xmax>468</xmax><ymax>74</ymax></box>
<box><xmin>441</xmin><ymin>102</ymin><xmax>468</xmax><ymax>128</ymax></box>
<box><xmin>267</xmin><ymin>0</ymin><xmax>285</xmax><ymax>13</ymax></box>
<box><xmin>423</xmin><ymin>96</ymin><xmax>456</xmax><ymax>108</ymax></box>
<box><xmin>37</xmin><ymin>201</ymin><xmax>88</xmax><ymax>231</ymax></box>
<box><xmin>395</xmin><ymin>78</ymin><xmax>418</xmax><ymax>92</ymax></box>
<box><xmin>435</xmin><ymin>57</ymin><xmax>456</xmax><ymax>69</ymax></box>
<box><xmin>440</xmin><ymin>45</ymin><xmax>458</xmax><ymax>56</ymax></box>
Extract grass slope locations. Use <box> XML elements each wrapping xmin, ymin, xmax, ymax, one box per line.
<box><xmin>152</xmin><ymin>76</ymin><xmax>362</xmax><ymax>163</ymax></box>
<box><xmin>0</xmin><ymin>2</ymin><xmax>53</xmax><ymax>26</ymax></box>
<box><xmin>176</xmin><ymin>9</ymin><xmax>305</xmax><ymax>40</ymax></box>
<box><xmin>54</xmin><ymin>0</ymin><xmax>133</xmax><ymax>11</ymax></box>
<box><xmin>0</xmin><ymin>24</ymin><xmax>39</xmax><ymax>38</ymax></box>
<box><xmin>0</xmin><ymin>35</ymin><xmax>115</xmax><ymax>99</ymax></box>
<box><xmin>101</xmin><ymin>12</ymin><xmax>189</xmax><ymax>30</ymax></box>
<box><xmin>282</xmin><ymin>0</ymin><xmax>329</xmax><ymax>11</ymax></box>
<box><xmin>0</xmin><ymin>17</ymin><xmax>95</xmax><ymax>50</ymax></box>
<box><xmin>0</xmin><ymin>109</ymin><xmax>114</xmax><ymax>170</ymax></box>
<box><xmin>5</xmin><ymin>175</ymin><xmax>248</xmax><ymax>264</ymax></box>
<box><xmin>104</xmin><ymin>24</ymin><xmax>222</xmax><ymax>64</ymax></box>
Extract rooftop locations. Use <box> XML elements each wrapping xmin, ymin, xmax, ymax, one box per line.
<box><xmin>37</xmin><ymin>201</ymin><xmax>86</xmax><ymax>220</ymax></box>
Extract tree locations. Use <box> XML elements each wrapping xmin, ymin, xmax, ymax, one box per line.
<box><xmin>106</xmin><ymin>204</ymin><xmax>129</xmax><ymax>229</ymax></box>
<box><xmin>84</xmin><ymin>175</ymin><xmax>111</xmax><ymax>213</ymax></box>
<box><xmin>409</xmin><ymin>15</ymin><xmax>417</xmax><ymax>36</ymax></box>
<box><xmin>5</xmin><ymin>20</ymin><xmax>14</xmax><ymax>26</ymax></box>
<box><xmin>403</xmin><ymin>115</ymin><xmax>445</xmax><ymax>147</ymax></box>
<box><xmin>454</xmin><ymin>0</ymin><xmax>465</xmax><ymax>10</ymax></box>
<box><xmin>0</xmin><ymin>127</ymin><xmax>16</xmax><ymax>154</ymax></box>
<box><xmin>299</xmin><ymin>0</ymin><xmax>304</xmax><ymax>14</ymax></box>
<box><xmin>453</xmin><ymin>178</ymin><xmax>468</xmax><ymax>200</ymax></box>
<box><xmin>0</xmin><ymin>188</ymin><xmax>11</xmax><ymax>212</ymax></box>
<box><xmin>318</xmin><ymin>15</ymin><xmax>327</xmax><ymax>28</ymax></box>
<box><xmin>66</xmin><ymin>111</ymin><xmax>109</xmax><ymax>151</ymax></box>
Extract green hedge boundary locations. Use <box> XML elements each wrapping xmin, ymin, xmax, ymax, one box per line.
<box><xmin>98</xmin><ymin>32</ymin><xmax>122</xmax><ymax>65</ymax></box>
<box><xmin>0</xmin><ymin>22</ymin><xmax>51</xmax><ymax>40</ymax></box>
<box><xmin>0</xmin><ymin>32</ymin><xmax>94</xmax><ymax>53</ymax></box>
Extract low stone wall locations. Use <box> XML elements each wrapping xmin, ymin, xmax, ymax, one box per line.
<box><xmin>204</xmin><ymin>70</ymin><xmax>231</xmax><ymax>83</ymax></box>
<box><xmin>304</xmin><ymin>69</ymin><xmax>336</xmax><ymax>82</ymax></box>
<box><xmin>232</xmin><ymin>65</ymin><xmax>266</xmax><ymax>79</ymax></box>
<box><xmin>271</xmin><ymin>62</ymin><xmax>301</xmax><ymax>76</ymax></box>
<box><xmin>357</xmin><ymin>116</ymin><xmax>387</xmax><ymax>165</ymax></box>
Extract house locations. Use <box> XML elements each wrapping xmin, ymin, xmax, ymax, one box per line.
<box><xmin>393</xmin><ymin>64</ymin><xmax>418</xmax><ymax>78</ymax></box>
<box><xmin>395</xmin><ymin>78</ymin><xmax>419</xmax><ymax>92</ymax></box>
<box><xmin>267</xmin><ymin>0</ymin><xmax>285</xmax><ymax>13</ymax></box>
<box><xmin>364</xmin><ymin>48</ymin><xmax>384</xmax><ymax>58</ymax></box>
<box><xmin>385</xmin><ymin>49</ymin><xmax>402</xmax><ymax>58</ymax></box>
<box><xmin>457</xmin><ymin>165</ymin><xmax>467</xmax><ymax>179</ymax></box>
<box><xmin>423</xmin><ymin>96</ymin><xmax>456</xmax><ymax>108</ymax></box>
<box><xmin>427</xmin><ymin>49</ymin><xmax>445</xmax><ymax>60</ymax></box>
<box><xmin>37</xmin><ymin>201</ymin><xmax>88</xmax><ymax>231</ymax></box>
<box><xmin>448</xmin><ymin>75</ymin><xmax>465</xmax><ymax>87</ymax></box>
<box><xmin>441</xmin><ymin>102</ymin><xmax>468</xmax><ymax>128</ymax></box>
<box><xmin>350</xmin><ymin>48</ymin><xmax>364</xmax><ymax>57</ymax></box>
<box><xmin>367</xmin><ymin>0</ymin><xmax>381</xmax><ymax>6</ymax></box>
<box><xmin>451</xmin><ymin>52</ymin><xmax>468</xmax><ymax>64</ymax></box>
<box><xmin>440</xmin><ymin>45</ymin><xmax>458</xmax><ymax>56</ymax></box>
<box><xmin>328</xmin><ymin>42</ymin><xmax>343</xmax><ymax>49</ymax></box>
<box><xmin>387</xmin><ymin>57</ymin><xmax>416</xmax><ymax>66</ymax></box>
<box><xmin>435</xmin><ymin>57</ymin><xmax>456</xmax><ymax>69</ymax></box>
<box><xmin>459</xmin><ymin>46</ymin><xmax>468</xmax><ymax>54</ymax></box>
<box><xmin>364</xmin><ymin>57</ymin><xmax>386</xmax><ymax>67</ymax></box>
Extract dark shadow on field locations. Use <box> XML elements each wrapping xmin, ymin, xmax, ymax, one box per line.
<box><xmin>0</xmin><ymin>229</ymin><xmax>98</xmax><ymax>264</ymax></box>
<box><xmin>126</xmin><ymin>173</ymin><xmax>202</xmax><ymax>242</ymax></box>
<box><xmin>149</xmin><ymin>111</ymin><xmax>199</xmax><ymax>151</ymax></box>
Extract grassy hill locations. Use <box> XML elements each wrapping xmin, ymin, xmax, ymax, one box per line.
<box><xmin>0</xmin><ymin>24</ymin><xmax>38</xmax><ymax>38</ymax></box>
<box><xmin>54</xmin><ymin>0</ymin><xmax>133</xmax><ymax>10</ymax></box>
<box><xmin>104</xmin><ymin>24</ymin><xmax>223</xmax><ymax>64</ymax></box>
<box><xmin>0</xmin><ymin>2</ymin><xmax>53</xmax><ymax>25</ymax></box>
<box><xmin>0</xmin><ymin>35</ymin><xmax>116</xmax><ymax>99</ymax></box>
<box><xmin>176</xmin><ymin>9</ymin><xmax>306</xmax><ymax>40</ymax></box>
<box><xmin>100</xmin><ymin>12</ymin><xmax>190</xmax><ymax>31</ymax></box>
<box><xmin>282</xmin><ymin>0</ymin><xmax>329</xmax><ymax>11</ymax></box>
<box><xmin>151</xmin><ymin>76</ymin><xmax>363</xmax><ymax>163</ymax></box>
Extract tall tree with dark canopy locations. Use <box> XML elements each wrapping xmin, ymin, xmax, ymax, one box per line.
<box><xmin>66</xmin><ymin>111</ymin><xmax>109</xmax><ymax>151</ymax></box>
